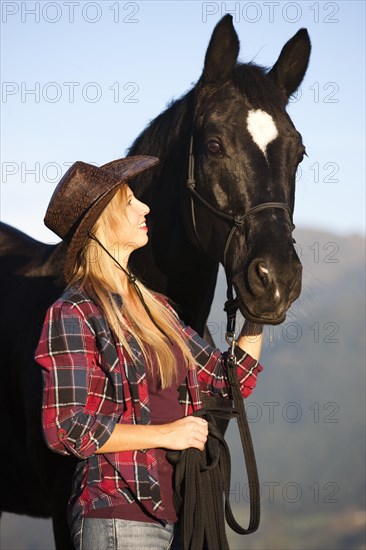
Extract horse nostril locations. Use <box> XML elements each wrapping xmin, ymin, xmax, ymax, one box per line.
<box><xmin>257</xmin><ymin>262</ymin><xmax>270</xmax><ymax>286</ymax></box>
<box><xmin>247</xmin><ymin>260</ymin><xmax>271</xmax><ymax>295</ymax></box>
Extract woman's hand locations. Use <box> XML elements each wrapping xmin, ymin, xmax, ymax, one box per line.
<box><xmin>158</xmin><ymin>416</ymin><xmax>209</xmax><ymax>451</ymax></box>
<box><xmin>95</xmin><ymin>416</ymin><xmax>208</xmax><ymax>454</ymax></box>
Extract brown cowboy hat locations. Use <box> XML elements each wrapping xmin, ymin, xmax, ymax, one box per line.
<box><xmin>44</xmin><ymin>156</ymin><xmax>159</xmax><ymax>282</ymax></box>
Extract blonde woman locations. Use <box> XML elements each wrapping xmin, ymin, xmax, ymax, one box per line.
<box><xmin>35</xmin><ymin>156</ymin><xmax>263</xmax><ymax>550</ymax></box>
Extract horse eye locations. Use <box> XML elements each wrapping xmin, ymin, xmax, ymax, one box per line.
<box><xmin>299</xmin><ymin>146</ymin><xmax>307</xmax><ymax>163</ymax></box>
<box><xmin>207</xmin><ymin>140</ymin><xmax>223</xmax><ymax>156</ymax></box>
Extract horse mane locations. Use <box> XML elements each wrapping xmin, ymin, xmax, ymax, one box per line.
<box><xmin>233</xmin><ymin>62</ymin><xmax>285</xmax><ymax>113</ymax></box>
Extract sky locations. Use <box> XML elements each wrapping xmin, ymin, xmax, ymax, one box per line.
<box><xmin>1</xmin><ymin>0</ymin><xmax>365</xmax><ymax>245</ymax></box>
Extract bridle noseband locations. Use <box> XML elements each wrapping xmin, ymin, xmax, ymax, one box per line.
<box><xmin>186</xmin><ymin>135</ymin><xmax>295</xmax><ymax>268</ymax></box>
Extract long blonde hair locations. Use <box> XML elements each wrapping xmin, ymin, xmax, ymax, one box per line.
<box><xmin>68</xmin><ymin>184</ymin><xmax>195</xmax><ymax>388</ymax></box>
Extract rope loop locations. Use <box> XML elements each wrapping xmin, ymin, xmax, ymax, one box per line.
<box><xmin>234</xmin><ymin>215</ymin><xmax>246</xmax><ymax>226</ymax></box>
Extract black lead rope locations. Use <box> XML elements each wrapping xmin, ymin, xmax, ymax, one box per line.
<box><xmin>223</xmin><ymin>283</ymin><xmax>261</xmax><ymax>536</ymax></box>
<box><xmin>224</xmin><ymin>277</ymin><xmax>238</xmax><ymax>342</ymax></box>
<box><xmin>167</xmin><ymin>291</ymin><xmax>261</xmax><ymax>549</ymax></box>
<box><xmin>168</xmin><ymin>372</ymin><xmax>260</xmax><ymax>549</ymax></box>
<box><xmin>225</xmin><ymin>343</ymin><xmax>261</xmax><ymax>536</ymax></box>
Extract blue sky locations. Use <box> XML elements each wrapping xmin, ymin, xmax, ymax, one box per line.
<box><xmin>1</xmin><ymin>0</ymin><xmax>365</xmax><ymax>244</ymax></box>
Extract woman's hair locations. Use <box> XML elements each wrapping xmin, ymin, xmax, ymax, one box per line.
<box><xmin>68</xmin><ymin>184</ymin><xmax>195</xmax><ymax>388</ymax></box>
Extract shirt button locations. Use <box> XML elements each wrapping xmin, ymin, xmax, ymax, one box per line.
<box><xmin>58</xmin><ymin>429</ymin><xmax>66</xmax><ymax>440</ymax></box>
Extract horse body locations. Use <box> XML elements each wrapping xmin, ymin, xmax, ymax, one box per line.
<box><xmin>0</xmin><ymin>16</ymin><xmax>310</xmax><ymax>548</ymax></box>
<box><xmin>0</xmin><ymin>226</ymin><xmax>75</xmax><ymax>546</ymax></box>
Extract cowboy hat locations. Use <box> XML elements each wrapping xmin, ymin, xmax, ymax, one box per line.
<box><xmin>44</xmin><ymin>156</ymin><xmax>159</xmax><ymax>282</ymax></box>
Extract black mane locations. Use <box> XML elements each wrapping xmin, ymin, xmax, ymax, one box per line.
<box><xmin>233</xmin><ymin>63</ymin><xmax>285</xmax><ymax>113</ymax></box>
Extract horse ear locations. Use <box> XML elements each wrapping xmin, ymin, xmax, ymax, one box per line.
<box><xmin>201</xmin><ymin>14</ymin><xmax>240</xmax><ymax>85</ymax></box>
<box><xmin>268</xmin><ymin>28</ymin><xmax>311</xmax><ymax>101</ymax></box>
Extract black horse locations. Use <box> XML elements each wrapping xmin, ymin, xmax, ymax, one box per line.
<box><xmin>0</xmin><ymin>15</ymin><xmax>310</xmax><ymax>549</ymax></box>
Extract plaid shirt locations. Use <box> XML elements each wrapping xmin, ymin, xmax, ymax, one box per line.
<box><xmin>35</xmin><ymin>285</ymin><xmax>262</xmax><ymax>524</ymax></box>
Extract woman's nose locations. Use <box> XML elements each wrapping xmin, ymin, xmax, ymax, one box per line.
<box><xmin>141</xmin><ymin>201</ymin><xmax>150</xmax><ymax>215</ymax></box>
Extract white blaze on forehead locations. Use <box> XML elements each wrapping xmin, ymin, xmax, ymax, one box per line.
<box><xmin>247</xmin><ymin>109</ymin><xmax>278</xmax><ymax>156</ymax></box>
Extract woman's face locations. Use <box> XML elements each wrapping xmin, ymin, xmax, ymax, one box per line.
<box><xmin>116</xmin><ymin>186</ymin><xmax>150</xmax><ymax>257</ymax></box>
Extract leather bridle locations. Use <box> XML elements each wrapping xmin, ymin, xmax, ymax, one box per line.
<box><xmin>186</xmin><ymin>133</ymin><xmax>296</xmax><ymax>335</ymax></box>
<box><xmin>186</xmin><ymin>135</ymin><xmax>294</xmax><ymax>268</ymax></box>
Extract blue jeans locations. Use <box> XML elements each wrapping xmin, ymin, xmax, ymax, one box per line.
<box><xmin>71</xmin><ymin>517</ymin><xmax>180</xmax><ymax>550</ymax></box>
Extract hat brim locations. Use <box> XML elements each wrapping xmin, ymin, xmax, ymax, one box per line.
<box><xmin>63</xmin><ymin>155</ymin><xmax>159</xmax><ymax>282</ymax></box>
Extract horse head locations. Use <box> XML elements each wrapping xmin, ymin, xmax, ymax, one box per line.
<box><xmin>185</xmin><ymin>15</ymin><xmax>311</xmax><ymax>325</ymax></box>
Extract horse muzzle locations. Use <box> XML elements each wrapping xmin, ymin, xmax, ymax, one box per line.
<box><xmin>231</xmin><ymin>256</ymin><xmax>302</xmax><ymax>325</ymax></box>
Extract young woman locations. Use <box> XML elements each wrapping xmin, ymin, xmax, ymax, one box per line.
<box><xmin>35</xmin><ymin>156</ymin><xmax>263</xmax><ymax>550</ymax></box>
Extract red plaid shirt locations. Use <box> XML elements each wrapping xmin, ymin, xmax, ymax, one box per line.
<box><xmin>35</xmin><ymin>286</ymin><xmax>263</xmax><ymax>525</ymax></box>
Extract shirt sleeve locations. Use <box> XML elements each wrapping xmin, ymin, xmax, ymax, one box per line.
<box><xmin>35</xmin><ymin>301</ymin><xmax>116</xmax><ymax>460</ymax></box>
<box><xmin>180</xmin><ymin>321</ymin><xmax>263</xmax><ymax>399</ymax></box>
